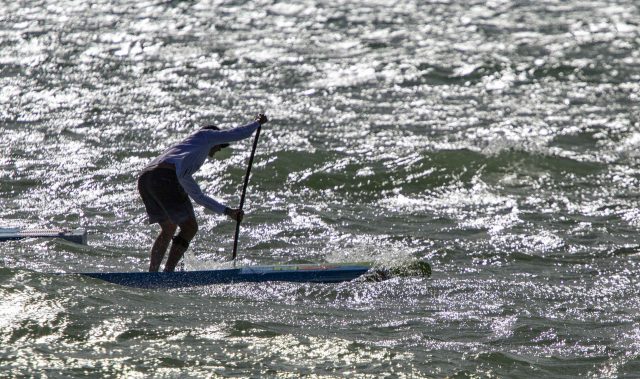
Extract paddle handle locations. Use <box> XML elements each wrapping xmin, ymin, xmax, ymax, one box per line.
<box><xmin>232</xmin><ymin>125</ymin><xmax>262</xmax><ymax>261</ymax></box>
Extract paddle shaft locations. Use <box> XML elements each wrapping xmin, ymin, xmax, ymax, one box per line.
<box><xmin>232</xmin><ymin>125</ymin><xmax>261</xmax><ymax>261</ymax></box>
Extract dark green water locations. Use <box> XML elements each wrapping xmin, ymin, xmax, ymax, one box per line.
<box><xmin>1</xmin><ymin>0</ymin><xmax>640</xmax><ymax>377</ymax></box>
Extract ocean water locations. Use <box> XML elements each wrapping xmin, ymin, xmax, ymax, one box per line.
<box><xmin>1</xmin><ymin>0</ymin><xmax>640</xmax><ymax>377</ymax></box>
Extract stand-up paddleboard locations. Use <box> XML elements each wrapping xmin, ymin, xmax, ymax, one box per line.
<box><xmin>0</xmin><ymin>227</ymin><xmax>87</xmax><ymax>245</ymax></box>
<box><xmin>81</xmin><ymin>262</ymin><xmax>372</xmax><ymax>289</ymax></box>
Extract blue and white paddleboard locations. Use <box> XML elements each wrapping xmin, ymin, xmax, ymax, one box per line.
<box><xmin>0</xmin><ymin>227</ymin><xmax>87</xmax><ymax>245</ymax></box>
<box><xmin>81</xmin><ymin>263</ymin><xmax>372</xmax><ymax>289</ymax></box>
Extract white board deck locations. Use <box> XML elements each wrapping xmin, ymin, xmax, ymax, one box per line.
<box><xmin>0</xmin><ymin>227</ymin><xmax>87</xmax><ymax>245</ymax></box>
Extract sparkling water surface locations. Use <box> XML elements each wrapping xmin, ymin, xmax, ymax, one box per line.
<box><xmin>1</xmin><ymin>0</ymin><xmax>640</xmax><ymax>377</ymax></box>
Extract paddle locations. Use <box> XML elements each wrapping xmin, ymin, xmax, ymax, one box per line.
<box><xmin>231</xmin><ymin>124</ymin><xmax>262</xmax><ymax>262</ymax></box>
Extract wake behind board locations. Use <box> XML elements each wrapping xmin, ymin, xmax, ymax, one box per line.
<box><xmin>0</xmin><ymin>227</ymin><xmax>87</xmax><ymax>245</ymax></box>
<box><xmin>81</xmin><ymin>262</ymin><xmax>372</xmax><ymax>289</ymax></box>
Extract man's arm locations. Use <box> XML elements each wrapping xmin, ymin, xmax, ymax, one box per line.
<box><xmin>204</xmin><ymin>114</ymin><xmax>269</xmax><ymax>145</ymax></box>
<box><xmin>178</xmin><ymin>174</ymin><xmax>227</xmax><ymax>214</ymax></box>
<box><xmin>178</xmin><ymin>172</ymin><xmax>245</xmax><ymax>221</ymax></box>
<box><xmin>203</xmin><ymin>121</ymin><xmax>256</xmax><ymax>146</ymax></box>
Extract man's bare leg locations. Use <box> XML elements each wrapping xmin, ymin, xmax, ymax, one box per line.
<box><xmin>149</xmin><ymin>221</ymin><xmax>177</xmax><ymax>272</ymax></box>
<box><xmin>164</xmin><ymin>217</ymin><xmax>198</xmax><ymax>272</ymax></box>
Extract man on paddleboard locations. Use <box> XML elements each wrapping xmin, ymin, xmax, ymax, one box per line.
<box><xmin>138</xmin><ymin>114</ymin><xmax>268</xmax><ymax>272</ymax></box>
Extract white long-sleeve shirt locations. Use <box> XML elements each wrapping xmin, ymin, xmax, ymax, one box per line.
<box><xmin>145</xmin><ymin>121</ymin><xmax>261</xmax><ymax>214</ymax></box>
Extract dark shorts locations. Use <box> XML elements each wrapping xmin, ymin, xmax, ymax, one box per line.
<box><xmin>138</xmin><ymin>168</ymin><xmax>196</xmax><ymax>225</ymax></box>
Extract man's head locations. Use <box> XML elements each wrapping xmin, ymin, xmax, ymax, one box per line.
<box><xmin>203</xmin><ymin>125</ymin><xmax>230</xmax><ymax>157</ymax></box>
